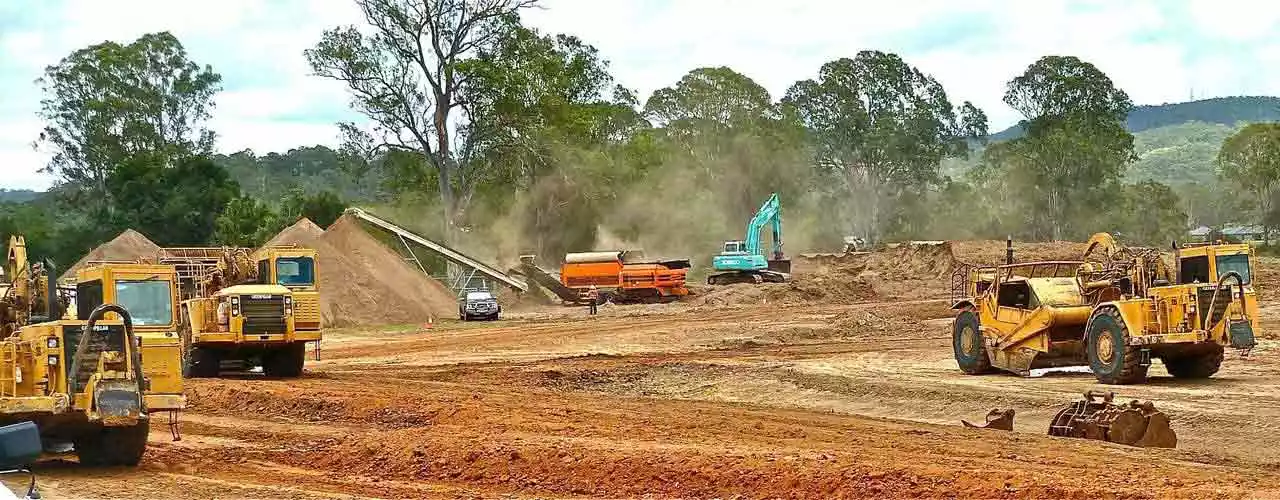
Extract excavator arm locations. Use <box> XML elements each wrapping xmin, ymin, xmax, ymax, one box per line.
<box><xmin>743</xmin><ymin>193</ymin><xmax>783</xmax><ymax>260</ymax></box>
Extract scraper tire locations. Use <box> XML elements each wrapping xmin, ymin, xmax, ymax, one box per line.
<box><xmin>263</xmin><ymin>342</ymin><xmax>306</xmax><ymax>378</ymax></box>
<box><xmin>1164</xmin><ymin>345</ymin><xmax>1223</xmax><ymax>379</ymax></box>
<box><xmin>953</xmin><ymin>311</ymin><xmax>994</xmax><ymax>374</ymax></box>
<box><xmin>1087</xmin><ymin>307</ymin><xmax>1148</xmax><ymax>385</ymax></box>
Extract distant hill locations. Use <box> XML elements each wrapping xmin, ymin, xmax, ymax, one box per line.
<box><xmin>991</xmin><ymin>96</ymin><xmax>1280</xmax><ymax>141</ymax></box>
<box><xmin>0</xmin><ymin>148</ymin><xmax>378</xmax><ymax>209</ymax></box>
<box><xmin>0</xmin><ymin>189</ymin><xmax>42</xmax><ymax>203</ymax></box>
<box><xmin>1126</xmin><ymin>121</ymin><xmax>1240</xmax><ymax>185</ymax></box>
<box><xmin>213</xmin><ymin>145</ymin><xmax>384</xmax><ymax>203</ymax></box>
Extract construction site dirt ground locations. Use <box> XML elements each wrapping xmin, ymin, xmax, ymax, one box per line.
<box><xmin>26</xmin><ymin>255</ymin><xmax>1280</xmax><ymax>499</ymax></box>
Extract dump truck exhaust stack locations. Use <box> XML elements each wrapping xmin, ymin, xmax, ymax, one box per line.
<box><xmin>1048</xmin><ymin>391</ymin><xmax>1177</xmax><ymax>448</ymax></box>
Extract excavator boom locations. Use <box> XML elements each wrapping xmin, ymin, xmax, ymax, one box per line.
<box><xmin>708</xmin><ymin>193</ymin><xmax>791</xmax><ymax>285</ymax></box>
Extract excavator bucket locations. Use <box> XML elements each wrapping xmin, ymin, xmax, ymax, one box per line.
<box><xmin>1046</xmin><ymin>391</ymin><xmax>1176</xmax><ymax>448</ymax></box>
<box><xmin>961</xmin><ymin>408</ymin><xmax>1015</xmax><ymax>431</ymax></box>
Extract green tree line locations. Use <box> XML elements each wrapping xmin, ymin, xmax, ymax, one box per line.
<box><xmin>11</xmin><ymin>0</ymin><xmax>1280</xmax><ymax>269</ymax></box>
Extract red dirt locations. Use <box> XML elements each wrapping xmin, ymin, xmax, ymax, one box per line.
<box><xmin>60</xmin><ymin>229</ymin><xmax>162</xmax><ymax>280</ymax></box>
<box><xmin>31</xmin><ymin>237</ymin><xmax>1280</xmax><ymax>499</ymax></box>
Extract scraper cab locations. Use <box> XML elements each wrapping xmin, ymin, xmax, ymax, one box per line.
<box><xmin>1047</xmin><ymin>391</ymin><xmax>1176</xmax><ymax>448</ymax></box>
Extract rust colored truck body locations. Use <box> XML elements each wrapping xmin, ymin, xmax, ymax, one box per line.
<box><xmin>560</xmin><ymin>251</ymin><xmax>690</xmax><ymax>304</ymax></box>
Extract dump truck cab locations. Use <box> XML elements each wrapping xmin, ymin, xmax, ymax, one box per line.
<box><xmin>252</xmin><ymin>246</ymin><xmax>321</xmax><ymax>334</ymax></box>
<box><xmin>952</xmin><ymin>235</ymin><xmax>1260</xmax><ymax>385</ymax></box>
<box><xmin>180</xmin><ymin>283</ymin><xmax>309</xmax><ymax>378</ymax></box>
<box><xmin>74</xmin><ymin>264</ymin><xmax>185</xmax><ymax>414</ymax></box>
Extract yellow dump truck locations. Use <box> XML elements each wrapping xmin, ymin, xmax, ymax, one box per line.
<box><xmin>181</xmin><ymin>283</ymin><xmax>310</xmax><ymax>377</ymax></box>
<box><xmin>0</xmin><ymin>305</ymin><xmax>158</xmax><ymax>465</ymax></box>
<box><xmin>951</xmin><ymin>234</ymin><xmax>1259</xmax><ymax>384</ymax></box>
<box><xmin>0</xmin><ymin>236</ymin><xmax>184</xmax><ymax>466</ymax></box>
<box><xmin>252</xmin><ymin>246</ymin><xmax>321</xmax><ymax>337</ymax></box>
<box><xmin>158</xmin><ymin>247</ymin><xmax>315</xmax><ymax>378</ymax></box>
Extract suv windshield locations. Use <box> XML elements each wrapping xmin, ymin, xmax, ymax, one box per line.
<box><xmin>466</xmin><ymin>292</ymin><xmax>494</xmax><ymax>301</ymax></box>
<box><xmin>1216</xmin><ymin>254</ymin><xmax>1251</xmax><ymax>284</ymax></box>
<box><xmin>276</xmin><ymin>257</ymin><xmax>315</xmax><ymax>286</ymax></box>
<box><xmin>114</xmin><ymin>280</ymin><xmax>173</xmax><ymax>326</ymax></box>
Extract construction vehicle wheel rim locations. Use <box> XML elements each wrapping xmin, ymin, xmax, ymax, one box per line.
<box><xmin>1097</xmin><ymin>329</ymin><xmax>1116</xmax><ymax>364</ymax></box>
<box><xmin>960</xmin><ymin>325</ymin><xmax>977</xmax><ymax>357</ymax></box>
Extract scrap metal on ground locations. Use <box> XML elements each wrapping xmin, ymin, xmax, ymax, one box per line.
<box><xmin>962</xmin><ymin>391</ymin><xmax>1176</xmax><ymax>449</ymax></box>
<box><xmin>1048</xmin><ymin>391</ymin><xmax>1177</xmax><ymax>448</ymax></box>
<box><xmin>961</xmin><ymin>408</ymin><xmax>1016</xmax><ymax>431</ymax></box>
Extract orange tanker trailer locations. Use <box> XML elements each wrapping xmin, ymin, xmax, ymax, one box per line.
<box><xmin>560</xmin><ymin>251</ymin><xmax>690</xmax><ymax>304</ymax></box>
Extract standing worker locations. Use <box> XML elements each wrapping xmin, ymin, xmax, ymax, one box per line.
<box><xmin>587</xmin><ymin>285</ymin><xmax>599</xmax><ymax>315</ymax></box>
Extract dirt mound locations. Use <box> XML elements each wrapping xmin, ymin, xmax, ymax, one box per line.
<box><xmin>314</xmin><ymin>214</ymin><xmax>459</xmax><ymax>328</ymax></box>
<box><xmin>790</xmin><ymin>241</ymin><xmax>957</xmax><ymax>299</ymax></box>
<box><xmin>951</xmin><ymin>239</ymin><xmax>1086</xmax><ymax>266</ymax></box>
<box><xmin>795</xmin><ymin>242</ymin><xmax>956</xmax><ymax>281</ymax></box>
<box><xmin>693</xmin><ymin>278</ymin><xmax>876</xmax><ymax>307</ymax></box>
<box><xmin>263</xmin><ymin>218</ymin><xmax>324</xmax><ymax>247</ymax></box>
<box><xmin>864</xmin><ymin>241</ymin><xmax>956</xmax><ymax>279</ymax></box>
<box><xmin>60</xmin><ymin>229</ymin><xmax>161</xmax><ymax>280</ymax></box>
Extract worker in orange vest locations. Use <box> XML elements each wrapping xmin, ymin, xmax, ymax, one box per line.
<box><xmin>587</xmin><ymin>285</ymin><xmax>599</xmax><ymax>315</ymax></box>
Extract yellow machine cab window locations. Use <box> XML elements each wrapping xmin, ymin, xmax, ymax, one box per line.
<box><xmin>1216</xmin><ymin>253</ymin><xmax>1251</xmax><ymax>284</ymax></box>
<box><xmin>272</xmin><ymin>256</ymin><xmax>315</xmax><ymax>286</ymax></box>
<box><xmin>114</xmin><ymin>279</ymin><xmax>174</xmax><ymax>326</ymax></box>
<box><xmin>1179</xmin><ymin>252</ymin><xmax>1252</xmax><ymax>285</ymax></box>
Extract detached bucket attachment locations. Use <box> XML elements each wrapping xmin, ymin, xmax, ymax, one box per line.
<box><xmin>1047</xmin><ymin>391</ymin><xmax>1176</xmax><ymax>448</ymax></box>
<box><xmin>962</xmin><ymin>408</ymin><xmax>1015</xmax><ymax>431</ymax></box>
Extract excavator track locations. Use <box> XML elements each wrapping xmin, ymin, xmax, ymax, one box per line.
<box><xmin>707</xmin><ymin>270</ymin><xmax>790</xmax><ymax>286</ymax></box>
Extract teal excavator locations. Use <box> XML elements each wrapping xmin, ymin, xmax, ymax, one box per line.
<box><xmin>708</xmin><ymin>193</ymin><xmax>791</xmax><ymax>285</ymax></box>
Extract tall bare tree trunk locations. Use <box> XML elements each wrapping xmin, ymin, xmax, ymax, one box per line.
<box><xmin>434</xmin><ymin>98</ymin><xmax>455</xmax><ymax>243</ymax></box>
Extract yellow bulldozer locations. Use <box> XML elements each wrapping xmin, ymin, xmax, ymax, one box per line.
<box><xmin>950</xmin><ymin>233</ymin><xmax>1258</xmax><ymax>384</ymax></box>
<box><xmin>0</xmin><ymin>236</ymin><xmax>184</xmax><ymax>466</ymax></box>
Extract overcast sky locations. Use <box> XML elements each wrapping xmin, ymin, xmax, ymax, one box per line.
<box><xmin>2</xmin><ymin>0</ymin><xmax>1278</xmax><ymax>191</ymax></box>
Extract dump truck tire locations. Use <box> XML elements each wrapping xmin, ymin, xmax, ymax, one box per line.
<box><xmin>75</xmin><ymin>421</ymin><xmax>148</xmax><ymax>467</ymax></box>
<box><xmin>263</xmin><ymin>342</ymin><xmax>306</xmax><ymax>378</ymax></box>
<box><xmin>952</xmin><ymin>311</ymin><xmax>993</xmax><ymax>374</ymax></box>
<box><xmin>183</xmin><ymin>346</ymin><xmax>221</xmax><ymax>378</ymax></box>
<box><xmin>1087</xmin><ymin>307</ymin><xmax>1148</xmax><ymax>385</ymax></box>
<box><xmin>1164</xmin><ymin>345</ymin><xmax>1224</xmax><ymax>379</ymax></box>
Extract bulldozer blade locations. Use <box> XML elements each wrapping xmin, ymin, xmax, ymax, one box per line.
<box><xmin>1134</xmin><ymin>411</ymin><xmax>1178</xmax><ymax>448</ymax></box>
<box><xmin>962</xmin><ymin>408</ymin><xmax>1015</xmax><ymax>431</ymax></box>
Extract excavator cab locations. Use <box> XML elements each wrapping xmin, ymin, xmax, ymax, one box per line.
<box><xmin>721</xmin><ymin>240</ymin><xmax>747</xmax><ymax>254</ymax></box>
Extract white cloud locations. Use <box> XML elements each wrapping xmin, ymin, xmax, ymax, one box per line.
<box><xmin>3</xmin><ymin>0</ymin><xmax>1280</xmax><ymax>191</ymax></box>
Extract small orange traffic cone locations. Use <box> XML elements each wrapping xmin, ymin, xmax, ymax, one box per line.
<box><xmin>423</xmin><ymin>315</ymin><xmax>434</xmax><ymax>330</ymax></box>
